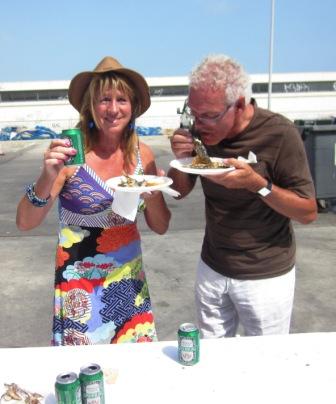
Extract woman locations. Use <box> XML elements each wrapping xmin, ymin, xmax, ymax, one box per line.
<box><xmin>16</xmin><ymin>56</ymin><xmax>171</xmax><ymax>345</ymax></box>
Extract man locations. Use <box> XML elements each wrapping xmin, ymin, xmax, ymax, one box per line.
<box><xmin>168</xmin><ymin>54</ymin><xmax>317</xmax><ymax>338</ymax></box>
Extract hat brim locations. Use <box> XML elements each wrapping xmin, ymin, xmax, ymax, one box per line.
<box><xmin>68</xmin><ymin>67</ymin><xmax>150</xmax><ymax>116</ymax></box>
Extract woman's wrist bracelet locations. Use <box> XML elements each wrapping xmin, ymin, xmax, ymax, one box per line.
<box><xmin>25</xmin><ymin>182</ymin><xmax>50</xmax><ymax>207</ymax></box>
<box><xmin>137</xmin><ymin>198</ymin><xmax>146</xmax><ymax>212</ymax></box>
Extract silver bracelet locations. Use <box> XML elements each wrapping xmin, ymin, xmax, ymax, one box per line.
<box><xmin>25</xmin><ymin>182</ymin><xmax>50</xmax><ymax>207</ymax></box>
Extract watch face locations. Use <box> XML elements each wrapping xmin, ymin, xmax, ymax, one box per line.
<box><xmin>258</xmin><ymin>187</ymin><xmax>271</xmax><ymax>197</ymax></box>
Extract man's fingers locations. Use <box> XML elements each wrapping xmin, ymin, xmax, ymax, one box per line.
<box><xmin>226</xmin><ymin>158</ymin><xmax>249</xmax><ymax>169</ymax></box>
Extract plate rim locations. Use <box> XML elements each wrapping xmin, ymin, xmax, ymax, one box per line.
<box><xmin>169</xmin><ymin>157</ymin><xmax>235</xmax><ymax>175</ymax></box>
<box><xmin>106</xmin><ymin>174</ymin><xmax>173</xmax><ymax>192</ymax></box>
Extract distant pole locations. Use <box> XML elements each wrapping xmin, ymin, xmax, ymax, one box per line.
<box><xmin>268</xmin><ymin>0</ymin><xmax>275</xmax><ymax>109</ymax></box>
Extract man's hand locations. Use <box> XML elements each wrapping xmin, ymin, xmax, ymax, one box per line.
<box><xmin>170</xmin><ymin>129</ymin><xmax>194</xmax><ymax>159</ymax></box>
<box><xmin>204</xmin><ymin>158</ymin><xmax>266</xmax><ymax>192</ymax></box>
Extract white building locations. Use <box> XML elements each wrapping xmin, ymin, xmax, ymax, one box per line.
<box><xmin>0</xmin><ymin>72</ymin><xmax>335</xmax><ymax>134</ymax></box>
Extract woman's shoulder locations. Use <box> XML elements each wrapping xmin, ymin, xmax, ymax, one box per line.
<box><xmin>138</xmin><ymin>140</ymin><xmax>155</xmax><ymax>160</ymax></box>
<box><xmin>137</xmin><ymin>140</ymin><xmax>157</xmax><ymax>174</ymax></box>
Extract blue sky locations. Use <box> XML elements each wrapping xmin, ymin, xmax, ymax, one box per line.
<box><xmin>1</xmin><ymin>0</ymin><xmax>335</xmax><ymax>82</ymax></box>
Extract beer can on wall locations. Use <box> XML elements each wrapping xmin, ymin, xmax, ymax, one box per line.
<box><xmin>79</xmin><ymin>363</ymin><xmax>105</xmax><ymax>404</ymax></box>
<box><xmin>61</xmin><ymin>128</ymin><xmax>85</xmax><ymax>166</ymax></box>
<box><xmin>178</xmin><ymin>322</ymin><xmax>200</xmax><ymax>366</ymax></box>
<box><xmin>55</xmin><ymin>371</ymin><xmax>82</xmax><ymax>404</ymax></box>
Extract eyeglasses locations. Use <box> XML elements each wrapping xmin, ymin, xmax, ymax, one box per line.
<box><xmin>185</xmin><ymin>103</ymin><xmax>232</xmax><ymax>125</ymax></box>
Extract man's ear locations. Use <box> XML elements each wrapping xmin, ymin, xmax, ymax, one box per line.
<box><xmin>235</xmin><ymin>96</ymin><xmax>246</xmax><ymax>111</ymax></box>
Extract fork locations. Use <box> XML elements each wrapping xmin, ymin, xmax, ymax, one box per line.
<box><xmin>192</xmin><ymin>136</ymin><xmax>212</xmax><ymax>164</ymax></box>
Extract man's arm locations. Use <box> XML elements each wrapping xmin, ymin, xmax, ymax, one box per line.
<box><xmin>168</xmin><ymin>129</ymin><xmax>198</xmax><ymax>198</ymax></box>
<box><xmin>249</xmin><ymin>174</ymin><xmax>317</xmax><ymax>224</ymax></box>
<box><xmin>167</xmin><ymin>167</ymin><xmax>197</xmax><ymax>199</ymax></box>
<box><xmin>206</xmin><ymin>158</ymin><xmax>318</xmax><ymax>224</ymax></box>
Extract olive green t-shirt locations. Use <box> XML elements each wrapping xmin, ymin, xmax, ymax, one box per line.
<box><xmin>200</xmin><ymin>106</ymin><xmax>316</xmax><ymax>280</ymax></box>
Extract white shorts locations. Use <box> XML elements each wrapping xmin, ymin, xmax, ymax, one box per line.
<box><xmin>195</xmin><ymin>258</ymin><xmax>296</xmax><ymax>338</ymax></box>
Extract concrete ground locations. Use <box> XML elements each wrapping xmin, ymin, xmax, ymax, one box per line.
<box><xmin>0</xmin><ymin>137</ymin><xmax>335</xmax><ymax>348</ymax></box>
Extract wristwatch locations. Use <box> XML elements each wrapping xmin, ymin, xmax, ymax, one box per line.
<box><xmin>257</xmin><ymin>180</ymin><xmax>273</xmax><ymax>197</ymax></box>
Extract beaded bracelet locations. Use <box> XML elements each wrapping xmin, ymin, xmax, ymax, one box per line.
<box><xmin>137</xmin><ymin>198</ymin><xmax>146</xmax><ymax>213</ymax></box>
<box><xmin>25</xmin><ymin>182</ymin><xmax>50</xmax><ymax>207</ymax></box>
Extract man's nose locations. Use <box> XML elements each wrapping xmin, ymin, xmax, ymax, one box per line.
<box><xmin>194</xmin><ymin>116</ymin><xmax>205</xmax><ymax>127</ymax></box>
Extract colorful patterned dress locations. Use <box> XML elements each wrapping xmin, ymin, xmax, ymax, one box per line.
<box><xmin>52</xmin><ymin>160</ymin><xmax>157</xmax><ymax>345</ymax></box>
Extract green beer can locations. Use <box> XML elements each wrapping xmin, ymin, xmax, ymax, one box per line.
<box><xmin>61</xmin><ymin>128</ymin><xmax>85</xmax><ymax>166</ymax></box>
<box><xmin>178</xmin><ymin>322</ymin><xmax>200</xmax><ymax>366</ymax></box>
<box><xmin>79</xmin><ymin>363</ymin><xmax>105</xmax><ymax>404</ymax></box>
<box><xmin>55</xmin><ymin>372</ymin><xmax>82</xmax><ymax>404</ymax></box>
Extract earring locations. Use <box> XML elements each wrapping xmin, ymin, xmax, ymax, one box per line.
<box><xmin>88</xmin><ymin>120</ymin><xmax>95</xmax><ymax>129</ymax></box>
<box><xmin>129</xmin><ymin>122</ymin><xmax>135</xmax><ymax>130</ymax></box>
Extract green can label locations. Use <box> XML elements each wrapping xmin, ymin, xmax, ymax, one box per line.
<box><xmin>55</xmin><ymin>372</ymin><xmax>82</xmax><ymax>404</ymax></box>
<box><xmin>178</xmin><ymin>322</ymin><xmax>200</xmax><ymax>366</ymax></box>
<box><xmin>79</xmin><ymin>363</ymin><xmax>105</xmax><ymax>404</ymax></box>
<box><xmin>61</xmin><ymin>128</ymin><xmax>85</xmax><ymax>166</ymax></box>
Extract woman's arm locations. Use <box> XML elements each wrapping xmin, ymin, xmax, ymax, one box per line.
<box><xmin>16</xmin><ymin>169</ymin><xmax>68</xmax><ymax>230</ymax></box>
<box><xmin>139</xmin><ymin>142</ymin><xmax>171</xmax><ymax>234</ymax></box>
<box><xmin>16</xmin><ymin>139</ymin><xmax>76</xmax><ymax>230</ymax></box>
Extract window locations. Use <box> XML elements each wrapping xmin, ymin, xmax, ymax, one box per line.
<box><xmin>252</xmin><ymin>81</ymin><xmax>336</xmax><ymax>94</ymax></box>
<box><xmin>0</xmin><ymin>89</ymin><xmax>68</xmax><ymax>102</ymax></box>
<box><xmin>150</xmin><ymin>85</ymin><xmax>188</xmax><ymax>97</ymax></box>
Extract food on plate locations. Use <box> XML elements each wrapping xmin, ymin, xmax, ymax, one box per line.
<box><xmin>192</xmin><ymin>137</ymin><xmax>212</xmax><ymax>165</ymax></box>
<box><xmin>189</xmin><ymin>137</ymin><xmax>231</xmax><ymax>169</ymax></box>
<box><xmin>186</xmin><ymin>155</ymin><xmax>231</xmax><ymax>170</ymax></box>
<box><xmin>118</xmin><ymin>175</ymin><xmax>162</xmax><ymax>188</ymax></box>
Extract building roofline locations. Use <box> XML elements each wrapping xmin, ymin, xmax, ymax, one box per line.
<box><xmin>1</xmin><ymin>72</ymin><xmax>336</xmax><ymax>91</ymax></box>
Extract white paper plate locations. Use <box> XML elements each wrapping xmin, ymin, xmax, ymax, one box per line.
<box><xmin>106</xmin><ymin>175</ymin><xmax>173</xmax><ymax>193</ymax></box>
<box><xmin>169</xmin><ymin>157</ymin><xmax>235</xmax><ymax>176</ymax></box>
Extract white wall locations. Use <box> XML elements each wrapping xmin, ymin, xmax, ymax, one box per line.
<box><xmin>0</xmin><ymin>100</ymin><xmax>79</xmax><ymax>131</ymax></box>
<box><xmin>255</xmin><ymin>92</ymin><xmax>336</xmax><ymax>121</ymax></box>
<box><xmin>1</xmin><ymin>79</ymin><xmax>336</xmax><ymax>132</ymax></box>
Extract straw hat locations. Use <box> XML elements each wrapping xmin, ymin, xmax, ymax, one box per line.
<box><xmin>68</xmin><ymin>56</ymin><xmax>151</xmax><ymax>116</ymax></box>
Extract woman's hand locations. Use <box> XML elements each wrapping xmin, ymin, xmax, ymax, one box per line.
<box><xmin>140</xmin><ymin>166</ymin><xmax>172</xmax><ymax>234</ymax></box>
<box><xmin>140</xmin><ymin>189</ymin><xmax>162</xmax><ymax>202</ymax></box>
<box><xmin>43</xmin><ymin>138</ymin><xmax>78</xmax><ymax>179</ymax></box>
<box><xmin>140</xmin><ymin>168</ymin><xmax>166</xmax><ymax>201</ymax></box>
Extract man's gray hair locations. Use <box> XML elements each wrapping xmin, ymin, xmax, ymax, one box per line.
<box><xmin>189</xmin><ymin>54</ymin><xmax>252</xmax><ymax>105</ymax></box>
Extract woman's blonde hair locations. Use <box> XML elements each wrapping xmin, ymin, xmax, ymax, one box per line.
<box><xmin>78</xmin><ymin>72</ymin><xmax>141</xmax><ymax>173</ymax></box>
